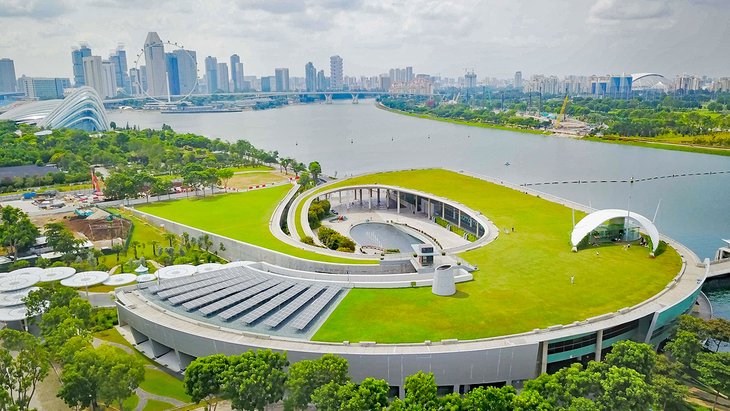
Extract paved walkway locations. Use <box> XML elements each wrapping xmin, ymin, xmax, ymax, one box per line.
<box><xmin>134</xmin><ymin>387</ymin><xmax>185</xmax><ymax>411</ymax></box>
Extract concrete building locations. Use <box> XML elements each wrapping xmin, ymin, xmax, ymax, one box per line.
<box><xmin>405</xmin><ymin>66</ymin><xmax>413</xmax><ymax>83</ymax></box>
<box><xmin>71</xmin><ymin>45</ymin><xmax>91</xmax><ymax>87</ymax></box>
<box><xmin>217</xmin><ymin>63</ymin><xmax>230</xmax><ymax>93</ymax></box>
<box><xmin>464</xmin><ymin>71</ymin><xmax>477</xmax><ymax>89</ymax></box>
<box><xmin>330</xmin><ymin>55</ymin><xmax>343</xmax><ymax>90</ymax></box>
<box><xmin>0</xmin><ymin>58</ymin><xmax>17</xmax><ymax>93</ymax></box>
<box><xmin>101</xmin><ymin>60</ymin><xmax>118</xmax><ymax>98</ymax></box>
<box><xmin>204</xmin><ymin>56</ymin><xmax>218</xmax><ymax>93</ymax></box>
<box><xmin>129</xmin><ymin>68</ymin><xmax>142</xmax><ymax>95</ymax></box>
<box><xmin>174</xmin><ymin>49</ymin><xmax>197</xmax><ymax>95</ymax></box>
<box><xmin>230</xmin><ymin>54</ymin><xmax>244</xmax><ymax>91</ymax></box>
<box><xmin>109</xmin><ymin>48</ymin><xmax>129</xmax><ymax>94</ymax></box>
<box><xmin>514</xmin><ymin>71</ymin><xmax>522</xmax><ymax>90</ymax></box>
<box><xmin>143</xmin><ymin>32</ymin><xmax>168</xmax><ymax>97</ymax></box>
<box><xmin>82</xmin><ymin>55</ymin><xmax>105</xmax><ymax>98</ymax></box>
<box><xmin>17</xmin><ymin>76</ymin><xmax>71</xmax><ymax>100</ymax></box>
<box><xmin>275</xmin><ymin>68</ymin><xmax>289</xmax><ymax>92</ymax></box>
<box><xmin>305</xmin><ymin>62</ymin><xmax>316</xmax><ymax>92</ymax></box>
<box><xmin>317</xmin><ymin>70</ymin><xmax>327</xmax><ymax>91</ymax></box>
<box><xmin>165</xmin><ymin>53</ymin><xmax>180</xmax><ymax>96</ymax></box>
<box><xmin>261</xmin><ymin>76</ymin><xmax>275</xmax><ymax>92</ymax></box>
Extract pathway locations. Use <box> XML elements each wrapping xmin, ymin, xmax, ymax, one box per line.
<box><xmin>134</xmin><ymin>387</ymin><xmax>185</xmax><ymax>411</ymax></box>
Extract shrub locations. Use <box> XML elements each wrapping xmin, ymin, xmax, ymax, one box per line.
<box><xmin>317</xmin><ymin>227</ymin><xmax>355</xmax><ymax>253</ymax></box>
<box><xmin>301</xmin><ymin>236</ymin><xmax>315</xmax><ymax>245</ymax></box>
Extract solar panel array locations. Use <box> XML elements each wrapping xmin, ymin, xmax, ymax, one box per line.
<box><xmin>143</xmin><ymin>266</ymin><xmax>341</xmax><ymax>332</ymax></box>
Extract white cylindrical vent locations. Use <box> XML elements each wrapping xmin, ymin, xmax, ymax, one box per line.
<box><xmin>432</xmin><ymin>264</ymin><xmax>456</xmax><ymax>296</ymax></box>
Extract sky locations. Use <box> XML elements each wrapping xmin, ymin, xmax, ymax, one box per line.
<box><xmin>1</xmin><ymin>0</ymin><xmax>728</xmax><ymax>80</ymax></box>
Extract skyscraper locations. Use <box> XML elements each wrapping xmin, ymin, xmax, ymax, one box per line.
<box><xmin>261</xmin><ymin>76</ymin><xmax>274</xmax><ymax>92</ymax></box>
<box><xmin>143</xmin><ymin>32</ymin><xmax>168</xmax><ymax>97</ymax></box>
<box><xmin>230</xmin><ymin>54</ymin><xmax>244</xmax><ymax>91</ymax></box>
<box><xmin>405</xmin><ymin>66</ymin><xmax>414</xmax><ymax>83</ymax></box>
<box><xmin>205</xmin><ymin>56</ymin><xmax>218</xmax><ymax>93</ymax></box>
<box><xmin>129</xmin><ymin>68</ymin><xmax>141</xmax><ymax>95</ymax></box>
<box><xmin>316</xmin><ymin>70</ymin><xmax>327</xmax><ymax>91</ymax></box>
<box><xmin>109</xmin><ymin>48</ymin><xmax>129</xmax><ymax>94</ymax></box>
<box><xmin>82</xmin><ymin>55</ymin><xmax>105</xmax><ymax>97</ymax></box>
<box><xmin>330</xmin><ymin>55</ymin><xmax>343</xmax><ymax>90</ymax></box>
<box><xmin>165</xmin><ymin>52</ymin><xmax>180</xmax><ymax>95</ymax></box>
<box><xmin>0</xmin><ymin>58</ymin><xmax>17</xmax><ymax>92</ymax></box>
<box><xmin>217</xmin><ymin>62</ymin><xmax>230</xmax><ymax>93</ymax></box>
<box><xmin>71</xmin><ymin>45</ymin><xmax>91</xmax><ymax>87</ymax></box>
<box><xmin>174</xmin><ymin>49</ymin><xmax>197</xmax><ymax>95</ymax></box>
<box><xmin>17</xmin><ymin>76</ymin><xmax>70</xmax><ymax>99</ymax></box>
<box><xmin>514</xmin><ymin>71</ymin><xmax>523</xmax><ymax>90</ymax></box>
<box><xmin>275</xmin><ymin>68</ymin><xmax>289</xmax><ymax>92</ymax></box>
<box><xmin>305</xmin><ymin>62</ymin><xmax>316</xmax><ymax>92</ymax></box>
<box><xmin>102</xmin><ymin>60</ymin><xmax>118</xmax><ymax>98</ymax></box>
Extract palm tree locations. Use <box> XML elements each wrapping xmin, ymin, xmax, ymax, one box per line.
<box><xmin>130</xmin><ymin>241</ymin><xmax>140</xmax><ymax>259</ymax></box>
<box><xmin>164</xmin><ymin>233</ymin><xmax>177</xmax><ymax>249</ymax></box>
<box><xmin>111</xmin><ymin>244</ymin><xmax>124</xmax><ymax>262</ymax></box>
<box><xmin>151</xmin><ymin>240</ymin><xmax>159</xmax><ymax>257</ymax></box>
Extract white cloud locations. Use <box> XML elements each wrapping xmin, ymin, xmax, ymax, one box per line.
<box><xmin>0</xmin><ymin>0</ymin><xmax>71</xmax><ymax>18</ymax></box>
<box><xmin>589</xmin><ymin>0</ymin><xmax>672</xmax><ymax>23</ymax></box>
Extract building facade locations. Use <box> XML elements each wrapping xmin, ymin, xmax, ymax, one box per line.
<box><xmin>101</xmin><ymin>60</ymin><xmax>118</xmax><ymax>98</ymax></box>
<box><xmin>330</xmin><ymin>55</ymin><xmax>343</xmax><ymax>90</ymax></box>
<box><xmin>305</xmin><ymin>62</ymin><xmax>316</xmax><ymax>92</ymax></box>
<box><xmin>230</xmin><ymin>54</ymin><xmax>244</xmax><ymax>92</ymax></box>
<box><xmin>71</xmin><ymin>45</ymin><xmax>91</xmax><ymax>87</ymax></box>
<box><xmin>82</xmin><ymin>56</ymin><xmax>105</xmax><ymax>98</ymax></box>
<box><xmin>143</xmin><ymin>32</ymin><xmax>168</xmax><ymax>97</ymax></box>
<box><xmin>0</xmin><ymin>58</ymin><xmax>16</xmax><ymax>93</ymax></box>
<box><xmin>17</xmin><ymin>76</ymin><xmax>71</xmax><ymax>100</ymax></box>
<box><xmin>205</xmin><ymin>56</ymin><xmax>218</xmax><ymax>93</ymax></box>
<box><xmin>165</xmin><ymin>53</ymin><xmax>181</xmax><ymax>96</ymax></box>
<box><xmin>174</xmin><ymin>49</ymin><xmax>197</xmax><ymax>96</ymax></box>
<box><xmin>275</xmin><ymin>68</ymin><xmax>289</xmax><ymax>92</ymax></box>
<box><xmin>109</xmin><ymin>48</ymin><xmax>129</xmax><ymax>94</ymax></box>
<box><xmin>217</xmin><ymin>63</ymin><xmax>230</xmax><ymax>93</ymax></box>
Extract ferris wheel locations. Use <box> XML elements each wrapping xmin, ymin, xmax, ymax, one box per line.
<box><xmin>133</xmin><ymin>39</ymin><xmax>198</xmax><ymax>103</ymax></box>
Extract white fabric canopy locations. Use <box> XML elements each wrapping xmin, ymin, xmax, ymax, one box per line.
<box><xmin>571</xmin><ymin>209</ymin><xmax>659</xmax><ymax>253</ymax></box>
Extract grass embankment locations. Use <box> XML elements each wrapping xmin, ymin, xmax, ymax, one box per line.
<box><xmin>376</xmin><ymin>102</ymin><xmax>547</xmax><ymax>135</ymax></box>
<box><xmin>0</xmin><ymin>182</ymin><xmax>93</xmax><ymax>197</ymax></box>
<box><xmin>94</xmin><ymin>328</ymin><xmax>192</xmax><ymax>404</ymax></box>
<box><xmin>584</xmin><ymin>134</ymin><xmax>730</xmax><ymax>157</ymax></box>
<box><xmin>137</xmin><ymin>185</ymin><xmax>372</xmax><ymax>264</ymax></box>
<box><xmin>312</xmin><ymin>169</ymin><xmax>681</xmax><ymax>343</ymax></box>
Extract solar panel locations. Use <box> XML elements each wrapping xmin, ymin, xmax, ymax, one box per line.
<box><xmin>289</xmin><ymin>287</ymin><xmax>341</xmax><ymax>330</ymax></box>
<box><xmin>218</xmin><ymin>282</ymin><xmax>294</xmax><ymax>321</ymax></box>
<box><xmin>157</xmin><ymin>273</ymin><xmax>239</xmax><ymax>299</ymax></box>
<box><xmin>154</xmin><ymin>266</ymin><xmax>247</xmax><ymax>292</ymax></box>
<box><xmin>240</xmin><ymin>284</ymin><xmax>308</xmax><ymax>324</ymax></box>
<box><xmin>262</xmin><ymin>285</ymin><xmax>325</xmax><ymax>328</ymax></box>
<box><xmin>198</xmin><ymin>279</ymin><xmax>279</xmax><ymax>316</ymax></box>
<box><xmin>167</xmin><ymin>276</ymin><xmax>251</xmax><ymax>305</ymax></box>
<box><xmin>182</xmin><ymin>277</ymin><xmax>267</xmax><ymax>311</ymax></box>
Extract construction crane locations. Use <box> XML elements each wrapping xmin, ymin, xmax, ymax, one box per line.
<box><xmin>554</xmin><ymin>94</ymin><xmax>570</xmax><ymax>128</ymax></box>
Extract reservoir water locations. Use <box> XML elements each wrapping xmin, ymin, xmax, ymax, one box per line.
<box><xmin>109</xmin><ymin>101</ymin><xmax>730</xmax><ymax>320</ymax></box>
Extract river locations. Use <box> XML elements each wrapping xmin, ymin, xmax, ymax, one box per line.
<box><xmin>109</xmin><ymin>101</ymin><xmax>730</xmax><ymax>319</ymax></box>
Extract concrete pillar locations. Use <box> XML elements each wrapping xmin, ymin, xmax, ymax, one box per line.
<box><xmin>377</xmin><ymin>189</ymin><xmax>381</xmax><ymax>206</ymax></box>
<box><xmin>595</xmin><ymin>330</ymin><xmax>604</xmax><ymax>361</ymax></box>
<box><xmin>368</xmin><ymin>189</ymin><xmax>372</xmax><ymax>210</ymax></box>
<box><xmin>458</xmin><ymin>209</ymin><xmax>462</xmax><ymax>228</ymax></box>
<box><xmin>442</xmin><ymin>201</ymin><xmax>445</xmax><ymax>218</ymax></box>
<box><xmin>415</xmin><ymin>195</ymin><xmax>418</xmax><ymax>212</ymax></box>
<box><xmin>540</xmin><ymin>341</ymin><xmax>548</xmax><ymax>374</ymax></box>
<box><xmin>359</xmin><ymin>189</ymin><xmax>363</xmax><ymax>206</ymax></box>
<box><xmin>339</xmin><ymin>190</ymin><xmax>342</xmax><ymax>205</ymax></box>
<box><xmin>397</xmin><ymin>191</ymin><xmax>401</xmax><ymax>214</ymax></box>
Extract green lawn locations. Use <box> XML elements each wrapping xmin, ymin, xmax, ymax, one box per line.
<box><xmin>137</xmin><ymin>185</ymin><xmax>372</xmax><ymax>264</ymax></box>
<box><xmin>143</xmin><ymin>399</ymin><xmax>175</xmax><ymax>411</ymax></box>
<box><xmin>123</xmin><ymin>393</ymin><xmax>140</xmax><ymax>411</ymax></box>
<box><xmin>139</xmin><ymin>369</ymin><xmax>191</xmax><ymax>404</ymax></box>
<box><xmin>312</xmin><ymin>169</ymin><xmax>682</xmax><ymax>343</ymax></box>
<box><xmin>98</xmin><ymin>207</ymin><xmax>167</xmax><ymax>271</ymax></box>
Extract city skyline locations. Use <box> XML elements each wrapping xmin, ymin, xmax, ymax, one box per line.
<box><xmin>0</xmin><ymin>0</ymin><xmax>728</xmax><ymax>81</ymax></box>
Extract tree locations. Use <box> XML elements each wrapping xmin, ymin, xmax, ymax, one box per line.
<box><xmin>666</xmin><ymin>330</ymin><xmax>704</xmax><ymax>370</ymax></box>
<box><xmin>463</xmin><ymin>385</ymin><xmax>517</xmax><ymax>410</ymax></box>
<box><xmin>512</xmin><ymin>389</ymin><xmax>552</xmax><ymax>411</ymax></box>
<box><xmin>44</xmin><ymin>222</ymin><xmax>84</xmax><ymax>261</ymax></box>
<box><xmin>440</xmin><ymin>392</ymin><xmax>463</xmax><ymax>410</ymax></box>
<box><xmin>164</xmin><ymin>233</ymin><xmax>178</xmax><ymax>249</ymax></box>
<box><xmin>598</xmin><ymin>366</ymin><xmax>656</xmax><ymax>411</ymax></box>
<box><xmin>151</xmin><ymin>177</ymin><xmax>173</xmax><ymax>200</ymax></box>
<box><xmin>184</xmin><ymin>354</ymin><xmax>230</xmax><ymax>411</ymax></box>
<box><xmin>58</xmin><ymin>345</ymin><xmax>144</xmax><ymax>411</ymax></box>
<box><xmin>652</xmin><ymin>355</ymin><xmax>687</xmax><ymax>410</ymax></box>
<box><xmin>0</xmin><ymin>206</ymin><xmax>40</xmax><ymax>259</ymax></box>
<box><xmin>310</xmin><ymin>377</ymin><xmax>389</xmax><ymax>411</ymax></box>
<box><xmin>693</xmin><ymin>352</ymin><xmax>730</xmax><ymax>410</ymax></box>
<box><xmin>217</xmin><ymin>168</ymin><xmax>234</xmax><ymax>191</ymax></box>
<box><xmin>298</xmin><ymin>171</ymin><xmax>312</xmax><ymax>189</ymax></box>
<box><xmin>402</xmin><ymin>371</ymin><xmax>437</xmax><ymax>410</ymax></box>
<box><xmin>222</xmin><ymin>349</ymin><xmax>288</xmax><ymax>411</ymax></box>
<box><xmin>0</xmin><ymin>329</ymin><xmax>50</xmax><ymax>411</ymax></box>
<box><xmin>308</xmin><ymin>161</ymin><xmax>322</xmax><ymax>184</ymax></box>
<box><xmin>706</xmin><ymin>318</ymin><xmax>730</xmax><ymax>353</ymax></box>
<box><xmin>604</xmin><ymin>340</ymin><xmax>656</xmax><ymax>383</ymax></box>
<box><xmin>285</xmin><ymin>353</ymin><xmax>350</xmax><ymax>410</ymax></box>
<box><xmin>292</xmin><ymin>162</ymin><xmax>306</xmax><ymax>178</ymax></box>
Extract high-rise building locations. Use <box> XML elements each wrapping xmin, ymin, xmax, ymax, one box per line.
<box><xmin>316</xmin><ymin>70</ymin><xmax>327</xmax><ymax>91</ymax></box>
<box><xmin>17</xmin><ymin>76</ymin><xmax>71</xmax><ymax>100</ymax></box>
<box><xmin>143</xmin><ymin>32</ymin><xmax>168</xmax><ymax>97</ymax></box>
<box><xmin>82</xmin><ymin>55</ymin><xmax>105</xmax><ymax>97</ymax></box>
<box><xmin>0</xmin><ymin>58</ymin><xmax>17</xmax><ymax>92</ymax></box>
<box><xmin>205</xmin><ymin>56</ymin><xmax>218</xmax><ymax>93</ymax></box>
<box><xmin>102</xmin><ymin>60</ymin><xmax>118</xmax><ymax>98</ymax></box>
<box><xmin>305</xmin><ymin>62</ymin><xmax>316</xmax><ymax>92</ymax></box>
<box><xmin>129</xmin><ymin>68</ymin><xmax>141</xmax><ymax>95</ymax></box>
<box><xmin>514</xmin><ymin>71</ymin><xmax>523</xmax><ymax>90</ymax></box>
<box><xmin>230</xmin><ymin>54</ymin><xmax>244</xmax><ymax>91</ymax></box>
<box><xmin>109</xmin><ymin>48</ymin><xmax>129</xmax><ymax>94</ymax></box>
<box><xmin>275</xmin><ymin>68</ymin><xmax>289</xmax><ymax>92</ymax></box>
<box><xmin>330</xmin><ymin>55</ymin><xmax>343</xmax><ymax>90</ymax></box>
<box><xmin>71</xmin><ymin>45</ymin><xmax>91</xmax><ymax>87</ymax></box>
<box><xmin>217</xmin><ymin>62</ymin><xmax>230</xmax><ymax>93</ymax></box>
<box><xmin>261</xmin><ymin>76</ymin><xmax>275</xmax><ymax>92</ymax></box>
<box><xmin>174</xmin><ymin>49</ymin><xmax>197</xmax><ymax>95</ymax></box>
<box><xmin>405</xmin><ymin>66</ymin><xmax>414</xmax><ymax>83</ymax></box>
<box><xmin>165</xmin><ymin>52</ymin><xmax>180</xmax><ymax>95</ymax></box>
<box><xmin>464</xmin><ymin>71</ymin><xmax>477</xmax><ymax>89</ymax></box>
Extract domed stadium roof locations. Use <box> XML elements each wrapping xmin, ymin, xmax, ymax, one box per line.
<box><xmin>0</xmin><ymin>87</ymin><xmax>109</xmax><ymax>131</ymax></box>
